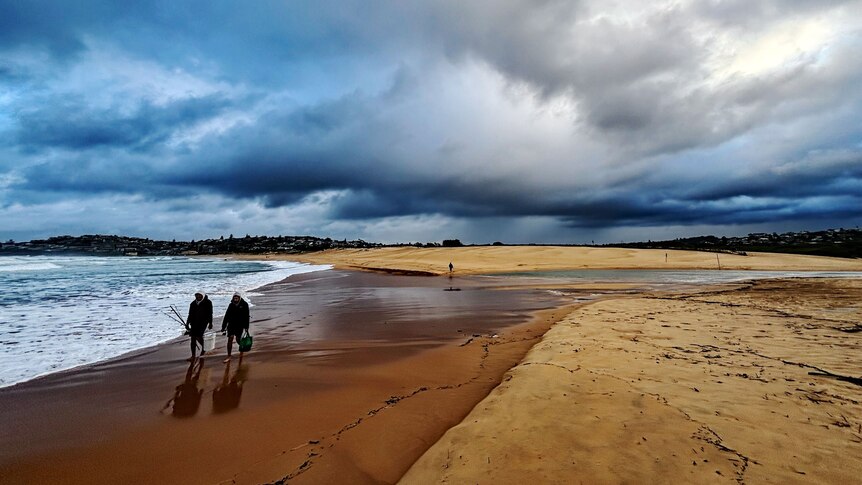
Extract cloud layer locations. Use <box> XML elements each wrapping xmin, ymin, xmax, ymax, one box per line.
<box><xmin>2</xmin><ymin>0</ymin><xmax>861</xmax><ymax>243</ymax></box>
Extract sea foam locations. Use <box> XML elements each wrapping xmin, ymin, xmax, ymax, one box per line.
<box><xmin>0</xmin><ymin>255</ymin><xmax>330</xmax><ymax>388</ymax></box>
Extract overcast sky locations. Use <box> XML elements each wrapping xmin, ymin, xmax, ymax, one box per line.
<box><xmin>2</xmin><ymin>0</ymin><xmax>861</xmax><ymax>244</ymax></box>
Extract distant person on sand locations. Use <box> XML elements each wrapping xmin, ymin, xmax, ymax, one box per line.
<box><xmin>449</xmin><ymin>262</ymin><xmax>454</xmax><ymax>273</ymax></box>
<box><xmin>186</xmin><ymin>292</ymin><xmax>213</xmax><ymax>361</ymax></box>
<box><xmin>221</xmin><ymin>292</ymin><xmax>250</xmax><ymax>363</ymax></box>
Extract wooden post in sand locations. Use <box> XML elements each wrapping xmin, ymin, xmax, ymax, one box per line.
<box><xmin>716</xmin><ymin>253</ymin><xmax>721</xmax><ymax>270</ymax></box>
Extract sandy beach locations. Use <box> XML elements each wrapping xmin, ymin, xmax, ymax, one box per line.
<box><xmin>0</xmin><ymin>269</ymin><xmax>567</xmax><ymax>484</ymax></box>
<box><xmin>401</xmin><ymin>277</ymin><xmax>862</xmax><ymax>483</ymax></box>
<box><xmin>2</xmin><ymin>247</ymin><xmax>862</xmax><ymax>484</ymax></box>
<box><xmin>289</xmin><ymin>246</ymin><xmax>862</xmax><ymax>275</ymax></box>
<box><xmin>290</xmin><ymin>247</ymin><xmax>862</xmax><ymax>483</ymax></box>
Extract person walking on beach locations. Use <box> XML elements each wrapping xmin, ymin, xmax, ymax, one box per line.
<box><xmin>221</xmin><ymin>292</ymin><xmax>250</xmax><ymax>363</ymax></box>
<box><xmin>449</xmin><ymin>262</ymin><xmax>454</xmax><ymax>273</ymax></box>
<box><xmin>186</xmin><ymin>291</ymin><xmax>213</xmax><ymax>361</ymax></box>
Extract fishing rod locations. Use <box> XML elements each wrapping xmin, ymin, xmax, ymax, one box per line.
<box><xmin>170</xmin><ymin>305</ymin><xmax>187</xmax><ymax>326</ymax></box>
<box><xmin>168</xmin><ymin>304</ymin><xmax>191</xmax><ymax>334</ymax></box>
<box><xmin>165</xmin><ymin>312</ymin><xmax>184</xmax><ymax>325</ymax></box>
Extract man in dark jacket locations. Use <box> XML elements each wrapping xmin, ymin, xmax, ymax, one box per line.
<box><xmin>186</xmin><ymin>292</ymin><xmax>213</xmax><ymax>361</ymax></box>
<box><xmin>221</xmin><ymin>292</ymin><xmax>250</xmax><ymax>363</ymax></box>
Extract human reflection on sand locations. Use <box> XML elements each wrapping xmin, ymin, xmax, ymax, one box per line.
<box><xmin>162</xmin><ymin>359</ymin><xmax>205</xmax><ymax>418</ymax></box>
<box><xmin>212</xmin><ymin>358</ymin><xmax>248</xmax><ymax>414</ymax></box>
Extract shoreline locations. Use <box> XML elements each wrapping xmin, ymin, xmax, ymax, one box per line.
<box><xmin>0</xmin><ymin>256</ymin><xmax>332</xmax><ymax>391</ymax></box>
<box><xmin>5</xmin><ymin>247</ymin><xmax>862</xmax><ymax>483</ymax></box>
<box><xmin>0</xmin><ymin>269</ymin><xmax>570</xmax><ymax>484</ymax></box>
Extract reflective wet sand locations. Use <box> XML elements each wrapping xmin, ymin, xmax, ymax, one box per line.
<box><xmin>0</xmin><ymin>270</ymin><xmax>567</xmax><ymax>484</ymax></box>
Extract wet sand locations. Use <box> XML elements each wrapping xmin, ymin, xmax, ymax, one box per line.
<box><xmin>0</xmin><ymin>270</ymin><xmax>569</xmax><ymax>484</ymax></box>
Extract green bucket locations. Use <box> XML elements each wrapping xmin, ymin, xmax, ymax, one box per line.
<box><xmin>238</xmin><ymin>331</ymin><xmax>253</xmax><ymax>353</ymax></box>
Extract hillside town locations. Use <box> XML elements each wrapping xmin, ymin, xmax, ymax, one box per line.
<box><xmin>2</xmin><ymin>227</ymin><xmax>860</xmax><ymax>258</ymax></box>
<box><xmin>0</xmin><ymin>234</ymin><xmax>381</xmax><ymax>256</ymax></box>
<box><xmin>613</xmin><ymin>227</ymin><xmax>862</xmax><ymax>258</ymax></box>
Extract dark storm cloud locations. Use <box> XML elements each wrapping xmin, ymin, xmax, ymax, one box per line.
<box><xmin>163</xmin><ymin>92</ymin><xmax>380</xmax><ymax>197</ymax></box>
<box><xmin>553</xmin><ymin>193</ymin><xmax>861</xmax><ymax>228</ymax></box>
<box><xmin>187</xmin><ymin>117</ymin><xmax>862</xmax><ymax>229</ymax></box>
<box><xmin>325</xmin><ymin>129</ymin><xmax>862</xmax><ymax>228</ymax></box>
<box><xmin>0</xmin><ymin>0</ymin><xmax>419</xmax><ymax>87</ymax></box>
<box><xmin>14</xmin><ymin>70</ymin><xmax>858</xmax><ymax>229</ymax></box>
<box><xmin>0</xmin><ymin>0</ymin><xmax>91</xmax><ymax>57</ymax></box>
<box><xmin>326</xmin><ymin>175</ymin><xmax>548</xmax><ymax>220</ymax></box>
<box><xmin>15</xmin><ymin>94</ymin><xmax>235</xmax><ymax>151</ymax></box>
<box><xmin>2</xmin><ymin>0</ymin><xmax>862</xmax><ymax>241</ymax></box>
<box><xmin>19</xmin><ymin>159</ymin><xmax>154</xmax><ymax>195</ymax></box>
<box><xmin>323</xmin><ymin>180</ymin><xmax>861</xmax><ymax>230</ymax></box>
<box><xmin>694</xmin><ymin>149</ymin><xmax>862</xmax><ymax>201</ymax></box>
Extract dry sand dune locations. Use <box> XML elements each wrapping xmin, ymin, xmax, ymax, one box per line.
<box><xmin>400</xmin><ymin>278</ymin><xmax>862</xmax><ymax>484</ymax></box>
<box><xmin>290</xmin><ymin>246</ymin><xmax>862</xmax><ymax>275</ymax></box>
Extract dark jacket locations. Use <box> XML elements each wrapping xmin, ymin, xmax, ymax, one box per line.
<box><xmin>221</xmin><ymin>298</ymin><xmax>250</xmax><ymax>335</ymax></box>
<box><xmin>187</xmin><ymin>296</ymin><xmax>213</xmax><ymax>334</ymax></box>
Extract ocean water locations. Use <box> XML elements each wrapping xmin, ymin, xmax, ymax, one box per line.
<box><xmin>0</xmin><ymin>255</ymin><xmax>330</xmax><ymax>388</ymax></box>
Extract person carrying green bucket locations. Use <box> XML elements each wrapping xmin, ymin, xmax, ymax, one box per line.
<box><xmin>186</xmin><ymin>291</ymin><xmax>213</xmax><ymax>362</ymax></box>
<box><xmin>221</xmin><ymin>292</ymin><xmax>251</xmax><ymax>363</ymax></box>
